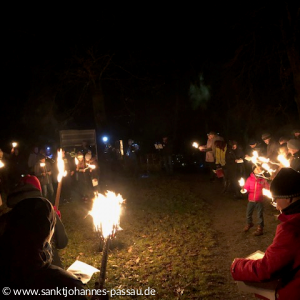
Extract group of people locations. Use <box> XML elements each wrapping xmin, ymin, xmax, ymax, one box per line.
<box><xmin>0</xmin><ymin>142</ymin><xmax>102</xmax><ymax>207</ymax></box>
<box><xmin>199</xmin><ymin>129</ymin><xmax>300</xmax><ymax>190</ymax></box>
<box><xmin>0</xmin><ymin>129</ymin><xmax>299</xmax><ymax>298</ymax></box>
<box><xmin>197</xmin><ymin>129</ymin><xmax>300</xmax><ymax>298</ymax></box>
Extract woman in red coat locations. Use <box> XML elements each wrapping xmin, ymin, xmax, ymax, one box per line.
<box><xmin>231</xmin><ymin>168</ymin><xmax>300</xmax><ymax>300</ymax></box>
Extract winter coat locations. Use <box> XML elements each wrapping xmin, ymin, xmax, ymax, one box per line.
<box><xmin>34</xmin><ymin>161</ymin><xmax>53</xmax><ymax>186</ymax></box>
<box><xmin>290</xmin><ymin>150</ymin><xmax>300</xmax><ymax>173</ymax></box>
<box><xmin>204</xmin><ymin>135</ymin><xmax>224</xmax><ymax>163</ymax></box>
<box><xmin>266</xmin><ymin>139</ymin><xmax>279</xmax><ymax>162</ymax></box>
<box><xmin>231</xmin><ymin>200</ymin><xmax>300</xmax><ymax>300</ymax></box>
<box><xmin>215</xmin><ymin>144</ymin><xmax>227</xmax><ymax>167</ymax></box>
<box><xmin>244</xmin><ymin>173</ymin><xmax>270</xmax><ymax>202</ymax></box>
<box><xmin>5</xmin><ymin>184</ymin><xmax>68</xmax><ymax>267</ymax></box>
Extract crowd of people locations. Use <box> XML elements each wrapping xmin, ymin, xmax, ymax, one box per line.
<box><xmin>196</xmin><ymin>128</ymin><xmax>300</xmax><ymax>298</ymax></box>
<box><xmin>0</xmin><ymin>129</ymin><xmax>299</xmax><ymax>299</ymax></box>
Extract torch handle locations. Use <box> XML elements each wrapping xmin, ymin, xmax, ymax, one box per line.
<box><xmin>99</xmin><ymin>237</ymin><xmax>110</xmax><ymax>289</ymax></box>
<box><xmin>55</xmin><ymin>181</ymin><xmax>63</xmax><ymax>208</ymax></box>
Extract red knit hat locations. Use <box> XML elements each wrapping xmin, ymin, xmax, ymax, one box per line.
<box><xmin>20</xmin><ymin>175</ymin><xmax>42</xmax><ymax>191</ymax></box>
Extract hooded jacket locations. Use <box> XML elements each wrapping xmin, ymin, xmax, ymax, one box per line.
<box><xmin>244</xmin><ymin>173</ymin><xmax>270</xmax><ymax>202</ymax></box>
<box><xmin>3</xmin><ymin>183</ymin><xmax>68</xmax><ymax>266</ymax></box>
<box><xmin>231</xmin><ymin>200</ymin><xmax>300</xmax><ymax>300</ymax></box>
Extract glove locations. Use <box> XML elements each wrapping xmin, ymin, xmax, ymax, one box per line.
<box><xmin>53</xmin><ymin>206</ymin><xmax>61</xmax><ymax>219</ymax></box>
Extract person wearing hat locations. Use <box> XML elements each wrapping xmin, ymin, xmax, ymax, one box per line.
<box><xmin>199</xmin><ymin>131</ymin><xmax>224</xmax><ymax>181</ymax></box>
<box><xmin>292</xmin><ymin>128</ymin><xmax>300</xmax><ymax>140</ymax></box>
<box><xmin>261</xmin><ymin>132</ymin><xmax>279</xmax><ymax>162</ymax></box>
<box><xmin>231</xmin><ymin>168</ymin><xmax>300</xmax><ymax>299</ymax></box>
<box><xmin>287</xmin><ymin>139</ymin><xmax>300</xmax><ymax>172</ymax></box>
<box><xmin>0</xmin><ymin>197</ymin><xmax>87</xmax><ymax>299</ymax></box>
<box><xmin>3</xmin><ymin>175</ymin><xmax>68</xmax><ymax>268</ymax></box>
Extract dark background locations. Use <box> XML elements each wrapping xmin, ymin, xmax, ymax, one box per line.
<box><xmin>1</xmin><ymin>3</ymin><xmax>299</xmax><ymax>155</ymax></box>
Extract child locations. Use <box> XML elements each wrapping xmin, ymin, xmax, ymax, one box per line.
<box><xmin>243</xmin><ymin>165</ymin><xmax>270</xmax><ymax>236</ymax></box>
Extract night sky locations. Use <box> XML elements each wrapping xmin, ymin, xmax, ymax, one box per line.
<box><xmin>1</xmin><ymin>3</ymin><xmax>299</xmax><ymax>154</ymax></box>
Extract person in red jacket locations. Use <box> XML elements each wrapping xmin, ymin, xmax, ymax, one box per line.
<box><xmin>243</xmin><ymin>164</ymin><xmax>270</xmax><ymax>236</ymax></box>
<box><xmin>231</xmin><ymin>167</ymin><xmax>300</xmax><ymax>300</ymax></box>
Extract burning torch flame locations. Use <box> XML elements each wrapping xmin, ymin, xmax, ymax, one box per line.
<box><xmin>263</xmin><ymin>188</ymin><xmax>272</xmax><ymax>199</ymax></box>
<box><xmin>192</xmin><ymin>142</ymin><xmax>199</xmax><ymax>148</ymax></box>
<box><xmin>277</xmin><ymin>155</ymin><xmax>290</xmax><ymax>168</ymax></box>
<box><xmin>12</xmin><ymin>142</ymin><xmax>17</xmax><ymax>148</ymax></box>
<box><xmin>40</xmin><ymin>162</ymin><xmax>45</xmax><ymax>167</ymax></box>
<box><xmin>0</xmin><ymin>161</ymin><xmax>4</xmax><ymax>168</ymax></box>
<box><xmin>89</xmin><ymin>191</ymin><xmax>125</xmax><ymax>238</ymax></box>
<box><xmin>262</xmin><ymin>189</ymin><xmax>276</xmax><ymax>207</ymax></box>
<box><xmin>88</xmin><ymin>164</ymin><xmax>96</xmax><ymax>169</ymax></box>
<box><xmin>250</xmin><ymin>151</ymin><xmax>258</xmax><ymax>164</ymax></box>
<box><xmin>57</xmin><ymin>149</ymin><xmax>67</xmax><ymax>182</ymax></box>
<box><xmin>238</xmin><ymin>177</ymin><xmax>247</xmax><ymax>193</ymax></box>
<box><xmin>261</xmin><ymin>163</ymin><xmax>276</xmax><ymax>174</ymax></box>
<box><xmin>75</xmin><ymin>157</ymin><xmax>78</xmax><ymax>165</ymax></box>
<box><xmin>259</xmin><ymin>156</ymin><xmax>270</xmax><ymax>163</ymax></box>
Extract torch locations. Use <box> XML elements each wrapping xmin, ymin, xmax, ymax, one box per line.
<box><xmin>12</xmin><ymin>142</ymin><xmax>18</xmax><ymax>148</ymax></box>
<box><xmin>54</xmin><ymin>149</ymin><xmax>67</xmax><ymax>209</ymax></box>
<box><xmin>262</xmin><ymin>189</ymin><xmax>276</xmax><ymax>207</ymax></box>
<box><xmin>89</xmin><ymin>191</ymin><xmax>125</xmax><ymax>292</ymax></box>
<box><xmin>192</xmin><ymin>142</ymin><xmax>199</xmax><ymax>149</ymax></box>
<box><xmin>277</xmin><ymin>154</ymin><xmax>290</xmax><ymax>168</ymax></box>
<box><xmin>238</xmin><ymin>177</ymin><xmax>247</xmax><ymax>194</ymax></box>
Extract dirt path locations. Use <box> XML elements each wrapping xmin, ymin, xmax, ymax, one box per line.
<box><xmin>178</xmin><ymin>172</ymin><xmax>279</xmax><ymax>299</ymax></box>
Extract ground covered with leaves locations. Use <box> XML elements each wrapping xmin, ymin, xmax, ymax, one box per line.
<box><xmin>58</xmin><ymin>171</ymin><xmax>279</xmax><ymax>299</ymax></box>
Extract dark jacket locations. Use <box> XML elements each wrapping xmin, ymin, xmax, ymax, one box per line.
<box><xmin>266</xmin><ymin>139</ymin><xmax>279</xmax><ymax>162</ymax></box>
<box><xmin>5</xmin><ymin>184</ymin><xmax>68</xmax><ymax>267</ymax></box>
<box><xmin>290</xmin><ymin>150</ymin><xmax>300</xmax><ymax>172</ymax></box>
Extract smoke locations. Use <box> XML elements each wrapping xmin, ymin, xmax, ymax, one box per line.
<box><xmin>189</xmin><ymin>74</ymin><xmax>210</xmax><ymax>110</ymax></box>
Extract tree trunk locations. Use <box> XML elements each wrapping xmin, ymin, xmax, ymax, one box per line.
<box><xmin>92</xmin><ymin>82</ymin><xmax>106</xmax><ymax>134</ymax></box>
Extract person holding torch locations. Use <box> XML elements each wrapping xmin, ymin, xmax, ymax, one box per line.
<box><xmin>231</xmin><ymin>168</ymin><xmax>300</xmax><ymax>300</ymax></box>
<box><xmin>242</xmin><ymin>164</ymin><xmax>270</xmax><ymax>236</ymax></box>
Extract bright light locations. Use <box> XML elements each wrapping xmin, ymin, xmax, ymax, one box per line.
<box><xmin>12</xmin><ymin>142</ymin><xmax>17</xmax><ymax>148</ymax></box>
<box><xmin>40</xmin><ymin>163</ymin><xmax>46</xmax><ymax>167</ymax></box>
<box><xmin>57</xmin><ymin>149</ymin><xmax>67</xmax><ymax>182</ymax></box>
<box><xmin>262</xmin><ymin>163</ymin><xmax>276</xmax><ymax>173</ymax></box>
<box><xmin>238</xmin><ymin>177</ymin><xmax>245</xmax><ymax>187</ymax></box>
<box><xmin>263</xmin><ymin>189</ymin><xmax>272</xmax><ymax>199</ymax></box>
<box><xmin>192</xmin><ymin>142</ymin><xmax>199</xmax><ymax>148</ymax></box>
<box><xmin>89</xmin><ymin>191</ymin><xmax>125</xmax><ymax>238</ymax></box>
<box><xmin>0</xmin><ymin>161</ymin><xmax>4</xmax><ymax>168</ymax></box>
<box><xmin>277</xmin><ymin>154</ymin><xmax>290</xmax><ymax>167</ymax></box>
<box><xmin>102</xmin><ymin>136</ymin><xmax>108</xmax><ymax>143</ymax></box>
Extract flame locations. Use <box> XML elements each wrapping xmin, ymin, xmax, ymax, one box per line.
<box><xmin>89</xmin><ymin>191</ymin><xmax>125</xmax><ymax>238</ymax></box>
<box><xmin>57</xmin><ymin>149</ymin><xmax>67</xmax><ymax>182</ymax></box>
<box><xmin>258</xmin><ymin>156</ymin><xmax>269</xmax><ymax>163</ymax></box>
<box><xmin>75</xmin><ymin>157</ymin><xmax>79</xmax><ymax>165</ymax></box>
<box><xmin>277</xmin><ymin>154</ymin><xmax>290</xmax><ymax>167</ymax></box>
<box><xmin>88</xmin><ymin>164</ymin><xmax>96</xmax><ymax>169</ymax></box>
<box><xmin>12</xmin><ymin>142</ymin><xmax>17</xmax><ymax>148</ymax></box>
<box><xmin>261</xmin><ymin>163</ymin><xmax>276</xmax><ymax>173</ymax></box>
<box><xmin>263</xmin><ymin>188</ymin><xmax>272</xmax><ymax>199</ymax></box>
<box><xmin>192</xmin><ymin>142</ymin><xmax>199</xmax><ymax>148</ymax></box>
<box><xmin>0</xmin><ymin>161</ymin><xmax>4</xmax><ymax>168</ymax></box>
<box><xmin>238</xmin><ymin>177</ymin><xmax>245</xmax><ymax>187</ymax></box>
<box><xmin>250</xmin><ymin>151</ymin><xmax>258</xmax><ymax>164</ymax></box>
<box><xmin>40</xmin><ymin>162</ymin><xmax>46</xmax><ymax>167</ymax></box>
